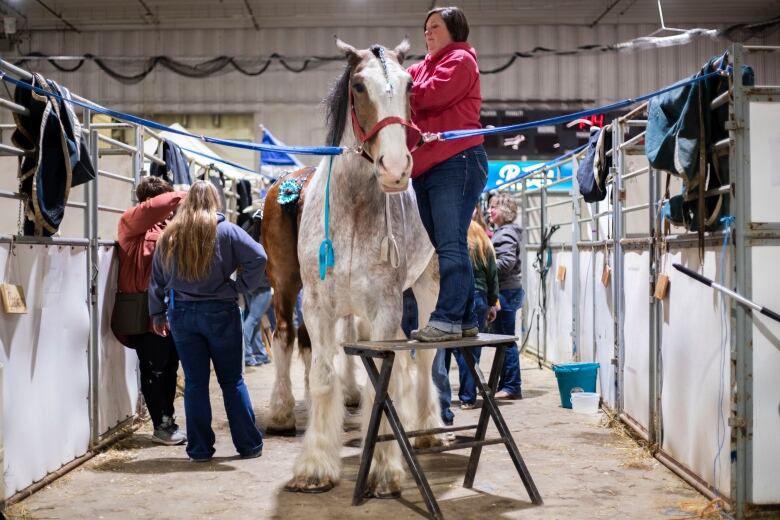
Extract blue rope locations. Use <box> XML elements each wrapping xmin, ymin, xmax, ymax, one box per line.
<box><xmin>318</xmin><ymin>156</ymin><xmax>335</xmax><ymax>280</ymax></box>
<box><xmin>0</xmin><ymin>71</ymin><xmax>344</xmax><ymax>157</ymax></box>
<box><xmin>441</xmin><ymin>64</ymin><xmax>730</xmax><ymax>141</ymax></box>
<box><xmin>175</xmin><ymin>144</ymin><xmax>276</xmax><ymax>180</ymax></box>
<box><xmin>713</xmin><ymin>214</ymin><xmax>734</xmax><ymax>490</ymax></box>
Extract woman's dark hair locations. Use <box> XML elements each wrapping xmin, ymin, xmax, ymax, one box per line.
<box><xmin>136</xmin><ymin>176</ymin><xmax>173</xmax><ymax>202</ymax></box>
<box><xmin>424</xmin><ymin>6</ymin><xmax>470</xmax><ymax>42</ymax></box>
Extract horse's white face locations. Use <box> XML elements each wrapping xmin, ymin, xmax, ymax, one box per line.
<box><xmin>339</xmin><ymin>40</ymin><xmax>414</xmax><ymax>193</ymax></box>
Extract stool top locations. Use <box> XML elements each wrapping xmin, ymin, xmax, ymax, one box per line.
<box><xmin>342</xmin><ymin>333</ymin><xmax>518</xmax><ymax>352</ymax></box>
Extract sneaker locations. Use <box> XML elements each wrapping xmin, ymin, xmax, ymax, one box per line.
<box><xmin>494</xmin><ymin>390</ymin><xmax>522</xmax><ymax>400</ymax></box>
<box><xmin>413</xmin><ymin>325</ymin><xmax>462</xmax><ymax>343</ymax></box>
<box><xmin>190</xmin><ymin>456</ymin><xmax>212</xmax><ymax>463</ymax></box>
<box><xmin>240</xmin><ymin>449</ymin><xmax>262</xmax><ymax>459</ymax></box>
<box><xmin>462</xmin><ymin>327</ymin><xmax>479</xmax><ymax>338</ymax></box>
<box><xmin>152</xmin><ymin>415</ymin><xmax>187</xmax><ymax>446</ymax></box>
<box><xmin>460</xmin><ymin>401</ymin><xmax>476</xmax><ymax>410</ymax></box>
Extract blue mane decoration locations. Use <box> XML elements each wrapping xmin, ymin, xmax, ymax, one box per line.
<box><xmin>277</xmin><ymin>178</ymin><xmax>302</xmax><ymax>205</ymax></box>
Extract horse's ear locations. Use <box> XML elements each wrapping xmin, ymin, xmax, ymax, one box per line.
<box><xmin>335</xmin><ymin>37</ymin><xmax>361</xmax><ymax>66</ymax></box>
<box><xmin>394</xmin><ymin>37</ymin><xmax>411</xmax><ymax>64</ymax></box>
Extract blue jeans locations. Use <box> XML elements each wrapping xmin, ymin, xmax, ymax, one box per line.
<box><xmin>433</xmin><ymin>348</ymin><xmax>454</xmax><ymax>425</ymax></box>
<box><xmin>168</xmin><ymin>300</ymin><xmax>263</xmax><ymax>460</ymax></box>
<box><xmin>413</xmin><ymin>145</ymin><xmax>489</xmax><ymax>333</ymax></box>
<box><xmin>452</xmin><ymin>290</ymin><xmax>488</xmax><ymax>404</ymax></box>
<box><xmin>243</xmin><ymin>289</ymin><xmax>271</xmax><ymax>365</ymax></box>
<box><xmin>493</xmin><ymin>288</ymin><xmax>525</xmax><ymax>396</ymax></box>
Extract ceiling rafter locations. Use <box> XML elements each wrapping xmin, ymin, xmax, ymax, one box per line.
<box><xmin>33</xmin><ymin>0</ymin><xmax>80</xmax><ymax>33</ymax></box>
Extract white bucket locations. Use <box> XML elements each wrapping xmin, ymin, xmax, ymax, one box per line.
<box><xmin>570</xmin><ymin>392</ymin><xmax>600</xmax><ymax>414</ymax></box>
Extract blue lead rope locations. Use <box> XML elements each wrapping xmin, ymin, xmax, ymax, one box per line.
<box><xmin>0</xmin><ymin>71</ymin><xmax>344</xmax><ymax>157</ymax></box>
<box><xmin>440</xmin><ymin>63</ymin><xmax>730</xmax><ymax>141</ymax></box>
<box><xmin>318</xmin><ymin>156</ymin><xmax>335</xmax><ymax>280</ymax></box>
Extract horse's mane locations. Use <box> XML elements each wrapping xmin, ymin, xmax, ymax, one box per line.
<box><xmin>324</xmin><ymin>45</ymin><xmax>389</xmax><ymax>148</ymax></box>
<box><xmin>325</xmin><ymin>64</ymin><xmax>352</xmax><ymax>148</ymax></box>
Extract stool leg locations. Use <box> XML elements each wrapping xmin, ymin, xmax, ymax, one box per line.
<box><xmin>465</xmin><ymin>346</ymin><xmax>543</xmax><ymax>505</ymax></box>
<box><xmin>462</xmin><ymin>345</ymin><xmax>503</xmax><ymax>488</ymax></box>
<box><xmin>353</xmin><ymin>354</ymin><xmax>394</xmax><ymax>506</ymax></box>
<box><xmin>361</xmin><ymin>353</ymin><xmax>443</xmax><ymax>520</ymax></box>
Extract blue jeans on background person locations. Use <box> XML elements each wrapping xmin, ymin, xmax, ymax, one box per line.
<box><xmin>433</xmin><ymin>349</ymin><xmax>455</xmax><ymax>425</ymax></box>
<box><xmin>413</xmin><ymin>145</ymin><xmax>488</xmax><ymax>333</ymax></box>
<box><xmin>493</xmin><ymin>287</ymin><xmax>526</xmax><ymax>397</ymax></box>
<box><xmin>168</xmin><ymin>299</ymin><xmax>263</xmax><ymax>461</ymax></box>
<box><xmin>243</xmin><ymin>288</ymin><xmax>271</xmax><ymax>366</ymax></box>
<box><xmin>452</xmin><ymin>289</ymin><xmax>489</xmax><ymax>405</ymax></box>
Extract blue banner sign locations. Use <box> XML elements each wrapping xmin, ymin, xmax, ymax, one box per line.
<box><xmin>486</xmin><ymin>160</ymin><xmax>573</xmax><ymax>192</ymax></box>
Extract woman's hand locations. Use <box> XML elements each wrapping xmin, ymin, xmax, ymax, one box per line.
<box><xmin>487</xmin><ymin>306</ymin><xmax>498</xmax><ymax>323</ymax></box>
<box><xmin>152</xmin><ymin>317</ymin><xmax>169</xmax><ymax>337</ymax></box>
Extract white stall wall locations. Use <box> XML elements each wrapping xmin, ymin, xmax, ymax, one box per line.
<box><xmin>97</xmin><ymin>246</ymin><xmax>138</xmax><ymax>434</ymax></box>
<box><xmin>594</xmin><ymin>249</ymin><xmax>616</xmax><ymax>408</ymax></box>
<box><xmin>545</xmin><ymin>251</ymin><xmax>574</xmax><ymax>364</ymax></box>
<box><xmin>622</xmin><ymin>251</ymin><xmax>651</xmax><ymax>432</ymax></box>
<box><xmin>577</xmin><ymin>248</ymin><xmax>596</xmax><ymax>363</ymax></box>
<box><xmin>0</xmin><ymin>243</ymin><xmax>91</xmax><ymax>498</ymax></box>
<box><xmin>660</xmin><ymin>248</ymin><xmax>731</xmax><ymax>495</ymax></box>
<box><xmin>748</xmin><ymin>94</ymin><xmax>780</xmax><ymax>505</ymax></box>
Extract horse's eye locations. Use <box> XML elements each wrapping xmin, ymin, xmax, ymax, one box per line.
<box><xmin>406</xmin><ymin>81</ymin><xmax>413</xmax><ymax>93</ymax></box>
<box><xmin>353</xmin><ymin>83</ymin><xmax>366</xmax><ymax>93</ymax></box>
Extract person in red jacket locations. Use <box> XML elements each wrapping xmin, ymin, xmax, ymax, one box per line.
<box><xmin>116</xmin><ymin>176</ymin><xmax>187</xmax><ymax>445</ymax></box>
<box><xmin>409</xmin><ymin>6</ymin><xmax>488</xmax><ymax>343</ymax></box>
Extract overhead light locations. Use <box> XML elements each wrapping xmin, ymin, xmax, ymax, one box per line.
<box><xmin>4</xmin><ymin>17</ymin><xmax>17</xmax><ymax>35</ymax></box>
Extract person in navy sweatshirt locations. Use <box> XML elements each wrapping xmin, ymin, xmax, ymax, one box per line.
<box><xmin>149</xmin><ymin>180</ymin><xmax>266</xmax><ymax>462</ymax></box>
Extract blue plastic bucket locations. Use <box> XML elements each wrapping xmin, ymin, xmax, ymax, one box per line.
<box><xmin>552</xmin><ymin>362</ymin><xmax>599</xmax><ymax>409</ymax></box>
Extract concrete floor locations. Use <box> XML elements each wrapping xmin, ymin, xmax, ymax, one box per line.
<box><xmin>6</xmin><ymin>351</ymin><xmax>711</xmax><ymax>520</ymax></box>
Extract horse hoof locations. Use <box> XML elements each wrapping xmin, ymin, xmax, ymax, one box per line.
<box><xmin>413</xmin><ymin>434</ymin><xmax>443</xmax><ymax>449</ymax></box>
<box><xmin>284</xmin><ymin>475</ymin><xmax>336</xmax><ymax>494</ymax></box>
<box><xmin>367</xmin><ymin>478</ymin><xmax>402</xmax><ymax>499</ymax></box>
<box><xmin>265</xmin><ymin>426</ymin><xmax>298</xmax><ymax>437</ymax></box>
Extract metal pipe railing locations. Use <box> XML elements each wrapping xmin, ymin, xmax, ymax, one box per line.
<box><xmin>622</xmin><ymin>165</ymin><xmax>649</xmax><ymax>181</ymax></box>
<box><xmin>98</xmin><ymin>169</ymin><xmax>135</xmax><ymax>184</ymax></box>
<box><xmin>0</xmin><ymin>97</ymin><xmax>30</xmax><ymax>116</ymax></box>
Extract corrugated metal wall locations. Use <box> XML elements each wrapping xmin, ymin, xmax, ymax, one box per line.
<box><xmin>15</xmin><ymin>24</ymin><xmax>780</xmax><ymax>150</ymax></box>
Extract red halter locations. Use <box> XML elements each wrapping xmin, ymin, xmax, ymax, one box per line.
<box><xmin>349</xmin><ymin>86</ymin><xmax>425</xmax><ymax>163</ymax></box>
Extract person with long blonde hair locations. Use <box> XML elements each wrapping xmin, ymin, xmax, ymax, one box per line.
<box><xmin>447</xmin><ymin>220</ymin><xmax>499</xmax><ymax>408</ymax></box>
<box><xmin>149</xmin><ymin>180</ymin><xmax>267</xmax><ymax>462</ymax></box>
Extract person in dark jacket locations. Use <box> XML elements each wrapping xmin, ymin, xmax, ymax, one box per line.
<box><xmin>149</xmin><ymin>180</ymin><xmax>266</xmax><ymax>462</ymax></box>
<box><xmin>489</xmin><ymin>193</ymin><xmax>524</xmax><ymax>399</ymax></box>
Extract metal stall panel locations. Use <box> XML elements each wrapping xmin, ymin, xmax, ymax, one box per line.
<box><xmin>750</xmin><ymin>246</ymin><xmax>780</xmax><ymax>504</ymax></box>
<box><xmin>622</xmin><ymin>250</ymin><xmax>651</xmax><ymax>431</ymax></box>
<box><xmin>661</xmin><ymin>248</ymin><xmax>731</xmax><ymax>495</ymax></box>
<box><xmin>0</xmin><ymin>243</ymin><xmax>91</xmax><ymax>498</ymax></box>
<box><xmin>748</xmin><ymin>100</ymin><xmax>780</xmax><ymax>504</ymax></box>
<box><xmin>594</xmin><ymin>248</ymin><xmax>616</xmax><ymax>407</ymax></box>
<box><xmin>545</xmin><ymin>251</ymin><xmax>574</xmax><ymax>364</ymax></box>
<box><xmin>96</xmin><ymin>246</ymin><xmax>139</xmax><ymax>435</ymax></box>
<box><xmin>523</xmin><ymin>250</ymin><xmax>543</xmax><ymax>359</ymax></box>
<box><xmin>578</xmin><ymin>248</ymin><xmax>596</xmax><ymax>363</ymax></box>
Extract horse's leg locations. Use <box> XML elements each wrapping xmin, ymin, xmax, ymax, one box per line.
<box><xmin>266</xmin><ymin>286</ymin><xmax>299</xmax><ymax>434</ymax></box>
<box><xmin>297</xmin><ymin>321</ymin><xmax>312</xmax><ymax>402</ymax></box>
<box><xmin>337</xmin><ymin>316</ymin><xmax>361</xmax><ymax>408</ymax></box>
<box><xmin>361</xmin><ymin>309</ymin><xmax>415</xmax><ymax>498</ymax></box>
<box><xmin>286</xmin><ymin>294</ymin><xmax>343</xmax><ymax>492</ymax></box>
<box><xmin>411</xmin><ymin>258</ymin><xmax>445</xmax><ymax>448</ymax></box>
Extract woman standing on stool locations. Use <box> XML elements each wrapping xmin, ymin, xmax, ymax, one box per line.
<box><xmin>149</xmin><ymin>181</ymin><xmax>266</xmax><ymax>462</ymax></box>
<box><xmin>409</xmin><ymin>5</ymin><xmax>488</xmax><ymax>343</ymax></box>
<box><xmin>489</xmin><ymin>193</ymin><xmax>524</xmax><ymax>399</ymax></box>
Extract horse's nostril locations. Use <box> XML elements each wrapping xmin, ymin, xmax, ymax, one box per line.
<box><xmin>395</xmin><ymin>180</ymin><xmax>401</xmax><ymax>184</ymax></box>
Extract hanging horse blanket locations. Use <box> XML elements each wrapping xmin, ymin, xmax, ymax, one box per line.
<box><xmin>150</xmin><ymin>140</ymin><xmax>191</xmax><ymax>189</ymax></box>
<box><xmin>577</xmin><ymin>125</ymin><xmax>612</xmax><ymax>203</ymax></box>
<box><xmin>646</xmin><ymin>54</ymin><xmax>754</xmax><ymax>232</ymax></box>
<box><xmin>236</xmin><ymin>179</ymin><xmax>253</xmax><ymax>228</ymax></box>
<box><xmin>11</xmin><ymin>73</ymin><xmax>95</xmax><ymax>236</ymax></box>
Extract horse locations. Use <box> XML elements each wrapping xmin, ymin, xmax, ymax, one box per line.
<box><xmin>261</xmin><ymin>38</ymin><xmax>442</xmax><ymax>497</ymax></box>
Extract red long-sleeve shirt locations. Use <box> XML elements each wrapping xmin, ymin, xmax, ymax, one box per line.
<box><xmin>408</xmin><ymin>42</ymin><xmax>484</xmax><ymax>178</ymax></box>
<box><xmin>116</xmin><ymin>191</ymin><xmax>186</xmax><ymax>294</ymax></box>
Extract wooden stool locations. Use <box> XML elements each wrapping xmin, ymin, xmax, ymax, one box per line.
<box><xmin>344</xmin><ymin>333</ymin><xmax>543</xmax><ymax>520</ymax></box>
